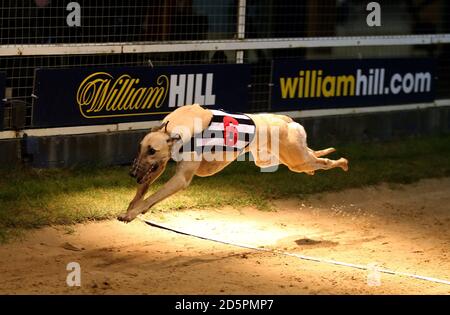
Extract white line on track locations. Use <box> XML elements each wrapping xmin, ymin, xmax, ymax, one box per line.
<box><xmin>142</xmin><ymin>218</ymin><xmax>450</xmax><ymax>286</ymax></box>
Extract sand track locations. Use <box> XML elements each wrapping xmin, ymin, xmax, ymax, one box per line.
<box><xmin>1</xmin><ymin>178</ymin><xmax>449</xmax><ymax>294</ymax></box>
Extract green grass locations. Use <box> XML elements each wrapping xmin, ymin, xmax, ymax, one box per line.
<box><xmin>1</xmin><ymin>134</ymin><xmax>450</xmax><ymax>242</ymax></box>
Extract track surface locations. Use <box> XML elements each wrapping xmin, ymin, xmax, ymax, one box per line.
<box><xmin>1</xmin><ymin>178</ymin><xmax>449</xmax><ymax>294</ymax></box>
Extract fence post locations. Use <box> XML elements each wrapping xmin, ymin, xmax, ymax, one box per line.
<box><xmin>236</xmin><ymin>0</ymin><xmax>246</xmax><ymax>64</ymax></box>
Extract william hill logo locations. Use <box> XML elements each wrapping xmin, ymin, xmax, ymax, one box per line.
<box><xmin>76</xmin><ymin>72</ymin><xmax>216</xmax><ymax>119</ymax></box>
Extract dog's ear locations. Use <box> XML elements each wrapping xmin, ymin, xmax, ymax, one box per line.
<box><xmin>151</xmin><ymin>121</ymin><xmax>169</xmax><ymax>133</ymax></box>
<box><xmin>164</xmin><ymin>121</ymin><xmax>169</xmax><ymax>133</ymax></box>
<box><xmin>167</xmin><ymin>133</ymin><xmax>181</xmax><ymax>145</ymax></box>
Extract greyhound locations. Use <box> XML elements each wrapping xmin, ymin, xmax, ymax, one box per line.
<box><xmin>118</xmin><ymin>104</ymin><xmax>348</xmax><ymax>222</ymax></box>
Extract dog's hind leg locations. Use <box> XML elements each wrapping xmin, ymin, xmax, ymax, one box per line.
<box><xmin>279</xmin><ymin>122</ymin><xmax>348</xmax><ymax>174</ymax></box>
<box><xmin>287</xmin><ymin>155</ymin><xmax>348</xmax><ymax>173</ymax></box>
<box><xmin>311</xmin><ymin>147</ymin><xmax>336</xmax><ymax>157</ymax></box>
<box><xmin>304</xmin><ymin>148</ymin><xmax>336</xmax><ymax>174</ymax></box>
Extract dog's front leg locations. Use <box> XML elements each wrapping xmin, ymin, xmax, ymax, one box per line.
<box><xmin>126</xmin><ymin>182</ymin><xmax>150</xmax><ymax>211</ymax></box>
<box><xmin>118</xmin><ymin>161</ymin><xmax>200</xmax><ymax>222</ymax></box>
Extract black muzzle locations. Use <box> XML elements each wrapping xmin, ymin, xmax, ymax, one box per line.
<box><xmin>129</xmin><ymin>158</ymin><xmax>140</xmax><ymax>178</ymax></box>
<box><xmin>129</xmin><ymin>158</ymin><xmax>159</xmax><ymax>184</ymax></box>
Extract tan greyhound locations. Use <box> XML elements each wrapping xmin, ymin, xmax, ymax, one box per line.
<box><xmin>118</xmin><ymin>104</ymin><xmax>348</xmax><ymax>222</ymax></box>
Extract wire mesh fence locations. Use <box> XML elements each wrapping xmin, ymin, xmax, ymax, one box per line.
<box><xmin>1</xmin><ymin>1</ymin><xmax>449</xmax><ymax>130</ymax></box>
<box><xmin>1</xmin><ymin>1</ymin><xmax>448</xmax><ymax>44</ymax></box>
<box><xmin>0</xmin><ymin>0</ymin><xmax>239</xmax><ymax>44</ymax></box>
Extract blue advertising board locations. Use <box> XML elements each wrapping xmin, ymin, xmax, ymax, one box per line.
<box><xmin>0</xmin><ymin>72</ymin><xmax>5</xmax><ymax>130</ymax></box>
<box><xmin>271</xmin><ymin>58</ymin><xmax>435</xmax><ymax>111</ymax></box>
<box><xmin>33</xmin><ymin>64</ymin><xmax>251</xmax><ymax>128</ymax></box>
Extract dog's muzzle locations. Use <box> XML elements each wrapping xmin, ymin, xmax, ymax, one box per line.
<box><xmin>129</xmin><ymin>158</ymin><xmax>140</xmax><ymax>178</ymax></box>
<box><xmin>129</xmin><ymin>159</ymin><xmax>159</xmax><ymax>184</ymax></box>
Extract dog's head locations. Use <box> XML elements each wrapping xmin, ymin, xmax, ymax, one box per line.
<box><xmin>129</xmin><ymin>122</ymin><xmax>181</xmax><ymax>184</ymax></box>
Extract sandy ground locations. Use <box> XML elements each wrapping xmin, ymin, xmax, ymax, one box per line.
<box><xmin>1</xmin><ymin>178</ymin><xmax>449</xmax><ymax>294</ymax></box>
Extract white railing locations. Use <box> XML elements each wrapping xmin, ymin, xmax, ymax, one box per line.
<box><xmin>1</xmin><ymin>34</ymin><xmax>449</xmax><ymax>56</ymax></box>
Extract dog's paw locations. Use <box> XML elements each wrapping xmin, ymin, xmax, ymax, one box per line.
<box><xmin>339</xmin><ymin>158</ymin><xmax>349</xmax><ymax>172</ymax></box>
<box><xmin>117</xmin><ymin>213</ymin><xmax>135</xmax><ymax>223</ymax></box>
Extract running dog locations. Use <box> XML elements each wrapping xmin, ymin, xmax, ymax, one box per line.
<box><xmin>118</xmin><ymin>104</ymin><xmax>348</xmax><ymax>222</ymax></box>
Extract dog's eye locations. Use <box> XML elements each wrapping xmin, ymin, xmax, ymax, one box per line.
<box><xmin>147</xmin><ymin>147</ymin><xmax>156</xmax><ymax>155</ymax></box>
